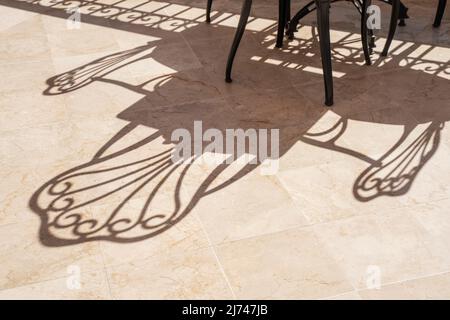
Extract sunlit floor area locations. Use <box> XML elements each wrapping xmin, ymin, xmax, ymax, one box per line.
<box><xmin>1</xmin><ymin>0</ymin><xmax>450</xmax><ymax>299</ymax></box>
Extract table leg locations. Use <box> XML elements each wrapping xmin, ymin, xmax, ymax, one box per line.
<box><xmin>206</xmin><ymin>0</ymin><xmax>213</xmax><ymax>23</ymax></box>
<box><xmin>286</xmin><ymin>0</ymin><xmax>291</xmax><ymax>21</ymax></box>
<box><xmin>381</xmin><ymin>0</ymin><xmax>399</xmax><ymax>56</ymax></box>
<box><xmin>225</xmin><ymin>0</ymin><xmax>253</xmax><ymax>83</ymax></box>
<box><xmin>315</xmin><ymin>0</ymin><xmax>333</xmax><ymax>106</ymax></box>
<box><xmin>276</xmin><ymin>0</ymin><xmax>287</xmax><ymax>48</ymax></box>
<box><xmin>361</xmin><ymin>0</ymin><xmax>371</xmax><ymax>65</ymax></box>
<box><xmin>433</xmin><ymin>0</ymin><xmax>447</xmax><ymax>27</ymax></box>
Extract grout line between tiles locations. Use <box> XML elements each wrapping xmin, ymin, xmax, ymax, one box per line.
<box><xmin>320</xmin><ymin>289</ymin><xmax>361</xmax><ymax>300</ymax></box>
<box><xmin>209</xmin><ymin>192</ymin><xmax>450</xmax><ymax>250</ymax></box>
<box><xmin>355</xmin><ymin>269</ymin><xmax>450</xmax><ymax>295</ymax></box>
<box><xmin>98</xmin><ymin>241</ymin><xmax>114</xmax><ymax>300</ymax></box>
<box><xmin>192</xmin><ymin>211</ymin><xmax>237</xmax><ymax>299</ymax></box>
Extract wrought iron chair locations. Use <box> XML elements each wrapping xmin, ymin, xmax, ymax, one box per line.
<box><xmin>285</xmin><ymin>0</ymin><xmax>403</xmax><ymax>62</ymax></box>
<box><xmin>215</xmin><ymin>0</ymin><xmax>334</xmax><ymax>106</ymax></box>
<box><xmin>204</xmin><ymin>0</ymin><xmax>397</xmax><ymax>105</ymax></box>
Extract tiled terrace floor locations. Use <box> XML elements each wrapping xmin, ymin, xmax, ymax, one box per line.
<box><xmin>1</xmin><ymin>0</ymin><xmax>450</xmax><ymax>299</ymax></box>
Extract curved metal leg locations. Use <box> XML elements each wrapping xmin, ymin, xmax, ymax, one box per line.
<box><xmin>206</xmin><ymin>0</ymin><xmax>213</xmax><ymax>23</ymax></box>
<box><xmin>276</xmin><ymin>0</ymin><xmax>288</xmax><ymax>48</ymax></box>
<box><xmin>381</xmin><ymin>0</ymin><xmax>399</xmax><ymax>56</ymax></box>
<box><xmin>225</xmin><ymin>0</ymin><xmax>252</xmax><ymax>83</ymax></box>
<box><xmin>369</xmin><ymin>29</ymin><xmax>375</xmax><ymax>51</ymax></box>
<box><xmin>356</xmin><ymin>0</ymin><xmax>375</xmax><ymax>51</ymax></box>
<box><xmin>381</xmin><ymin>0</ymin><xmax>408</xmax><ymax>26</ymax></box>
<box><xmin>433</xmin><ymin>0</ymin><xmax>447</xmax><ymax>27</ymax></box>
<box><xmin>397</xmin><ymin>2</ymin><xmax>408</xmax><ymax>26</ymax></box>
<box><xmin>315</xmin><ymin>0</ymin><xmax>333</xmax><ymax>106</ymax></box>
<box><xmin>286</xmin><ymin>0</ymin><xmax>291</xmax><ymax>22</ymax></box>
<box><xmin>361</xmin><ymin>0</ymin><xmax>371</xmax><ymax>65</ymax></box>
<box><xmin>287</xmin><ymin>0</ymin><xmax>320</xmax><ymax>39</ymax></box>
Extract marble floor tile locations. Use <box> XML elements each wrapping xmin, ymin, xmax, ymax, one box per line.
<box><xmin>107</xmin><ymin>246</ymin><xmax>233</xmax><ymax>299</ymax></box>
<box><xmin>0</xmin><ymin>221</ymin><xmax>104</xmax><ymax>290</ymax></box>
<box><xmin>215</xmin><ymin>227</ymin><xmax>353</xmax><ymax>299</ymax></box>
<box><xmin>314</xmin><ymin>207</ymin><xmax>450</xmax><ymax>290</ymax></box>
<box><xmin>324</xmin><ymin>290</ymin><xmax>362</xmax><ymax>300</ymax></box>
<box><xmin>194</xmin><ymin>172</ymin><xmax>309</xmax><ymax>245</ymax></box>
<box><xmin>359</xmin><ymin>272</ymin><xmax>450</xmax><ymax>299</ymax></box>
<box><xmin>0</xmin><ymin>59</ymin><xmax>55</xmax><ymax>95</ymax></box>
<box><xmin>0</xmin><ymin>269</ymin><xmax>111</xmax><ymax>300</ymax></box>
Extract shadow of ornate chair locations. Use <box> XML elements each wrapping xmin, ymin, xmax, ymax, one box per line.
<box><xmin>33</xmin><ymin>34</ymin><xmax>450</xmax><ymax>245</ymax></box>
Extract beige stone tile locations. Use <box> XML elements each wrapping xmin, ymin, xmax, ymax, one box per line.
<box><xmin>295</xmin><ymin>68</ymin><xmax>419</xmax><ymax>116</ymax></box>
<box><xmin>339</xmin><ymin>107</ymin><xmax>419</xmax><ymax>159</ymax></box>
<box><xmin>0</xmin><ymin>92</ymin><xmax>70</xmax><ymax>131</ymax></box>
<box><xmin>0</xmin><ymin>269</ymin><xmax>110</xmax><ymax>300</ymax></box>
<box><xmin>0</xmin><ymin>221</ymin><xmax>104</xmax><ymax>290</ymax></box>
<box><xmin>402</xmin><ymin>71</ymin><xmax>450</xmax><ymax>123</ymax></box>
<box><xmin>98</xmin><ymin>211</ymin><xmax>210</xmax><ymax>267</ymax></box>
<box><xmin>113</xmin><ymin>40</ymin><xmax>202</xmax><ymax>78</ymax></box>
<box><xmin>47</xmin><ymin>27</ymin><xmax>120</xmax><ymax>59</ymax></box>
<box><xmin>130</xmin><ymin>67</ymin><xmax>222</xmax><ymax>107</ymax></box>
<box><xmin>212</xmin><ymin>87</ymin><xmax>320</xmax><ymax>136</ymax></box>
<box><xmin>107</xmin><ymin>246</ymin><xmax>233</xmax><ymax>299</ymax></box>
<box><xmin>23</xmin><ymin>141</ymin><xmax>180</xmax><ymax>236</ymax></box>
<box><xmin>48</xmin><ymin>38</ymin><xmax>203</xmax><ymax>92</ymax></box>
<box><xmin>1</xmin><ymin>154</ymin><xmax>110</xmax><ymax>227</ymax></box>
<box><xmin>20</xmin><ymin>130</ymin><xmax>209</xmax><ymax>258</ymax></box>
<box><xmin>359</xmin><ymin>272</ymin><xmax>450</xmax><ymax>300</ymax></box>
<box><xmin>181</xmin><ymin>17</ymin><xmax>238</xmax><ymax>43</ymax></box>
<box><xmin>278</xmin><ymin>139</ymin><xmax>353</xmax><ymax>171</ymax></box>
<box><xmin>314</xmin><ymin>208</ymin><xmax>450</xmax><ymax>290</ymax></box>
<box><xmin>0</xmin><ymin>59</ymin><xmax>55</xmax><ymax>95</ymax></box>
<box><xmin>0</xmin><ymin>164</ymin><xmax>61</xmax><ymax>227</ymax></box>
<box><xmin>411</xmin><ymin>198</ymin><xmax>450</xmax><ymax>252</ymax></box>
<box><xmin>215</xmin><ymin>227</ymin><xmax>353</xmax><ymax>299</ymax></box>
<box><xmin>0</xmin><ymin>13</ymin><xmax>46</xmax><ymax>40</ymax></box>
<box><xmin>0</xmin><ymin>6</ymin><xmax>39</xmax><ymax>32</ymax></box>
<box><xmin>112</xmin><ymin>30</ymin><xmax>166</xmax><ymax>50</ymax></box>
<box><xmin>276</xmin><ymin>160</ymin><xmax>375</xmax><ymax>224</ymax></box>
<box><xmin>396</xmin><ymin>141</ymin><xmax>450</xmax><ymax>205</ymax></box>
<box><xmin>277</xmin><ymin>109</ymin><xmax>360</xmax><ymax>170</ymax></box>
<box><xmin>41</xmin><ymin>13</ymin><xmax>112</xmax><ymax>36</ymax></box>
<box><xmin>0</xmin><ymin>117</ymin><xmax>130</xmax><ymax>168</ymax></box>
<box><xmin>188</xmin><ymin>35</ymin><xmax>324</xmax><ymax>97</ymax></box>
<box><xmin>0</xmin><ymin>34</ymin><xmax>51</xmax><ymax>64</ymax></box>
<box><xmin>277</xmin><ymin>124</ymin><xmax>450</xmax><ymax>224</ymax></box>
<box><xmin>324</xmin><ymin>290</ymin><xmax>362</xmax><ymax>300</ymax></box>
<box><xmin>54</xmin><ymin>80</ymin><xmax>140</xmax><ymax>121</ymax></box>
<box><xmin>49</xmin><ymin>51</ymin><xmax>135</xmax><ymax>82</ymax></box>
<box><xmin>195</xmin><ymin>172</ymin><xmax>308</xmax><ymax>244</ymax></box>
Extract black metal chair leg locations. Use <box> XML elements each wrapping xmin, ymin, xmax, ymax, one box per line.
<box><xmin>380</xmin><ymin>0</ymin><xmax>408</xmax><ymax>26</ymax></box>
<box><xmin>361</xmin><ymin>0</ymin><xmax>371</xmax><ymax>65</ymax></box>
<box><xmin>276</xmin><ymin>0</ymin><xmax>287</xmax><ymax>48</ymax></box>
<box><xmin>433</xmin><ymin>0</ymin><xmax>447</xmax><ymax>27</ymax></box>
<box><xmin>398</xmin><ymin>2</ymin><xmax>408</xmax><ymax>26</ymax></box>
<box><xmin>369</xmin><ymin>29</ymin><xmax>375</xmax><ymax>50</ymax></box>
<box><xmin>381</xmin><ymin>0</ymin><xmax>400</xmax><ymax>56</ymax></box>
<box><xmin>286</xmin><ymin>0</ymin><xmax>291</xmax><ymax>22</ymax></box>
<box><xmin>206</xmin><ymin>0</ymin><xmax>213</xmax><ymax>23</ymax></box>
<box><xmin>315</xmin><ymin>0</ymin><xmax>333</xmax><ymax>106</ymax></box>
<box><xmin>287</xmin><ymin>1</ymin><xmax>317</xmax><ymax>39</ymax></box>
<box><xmin>225</xmin><ymin>0</ymin><xmax>252</xmax><ymax>83</ymax></box>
